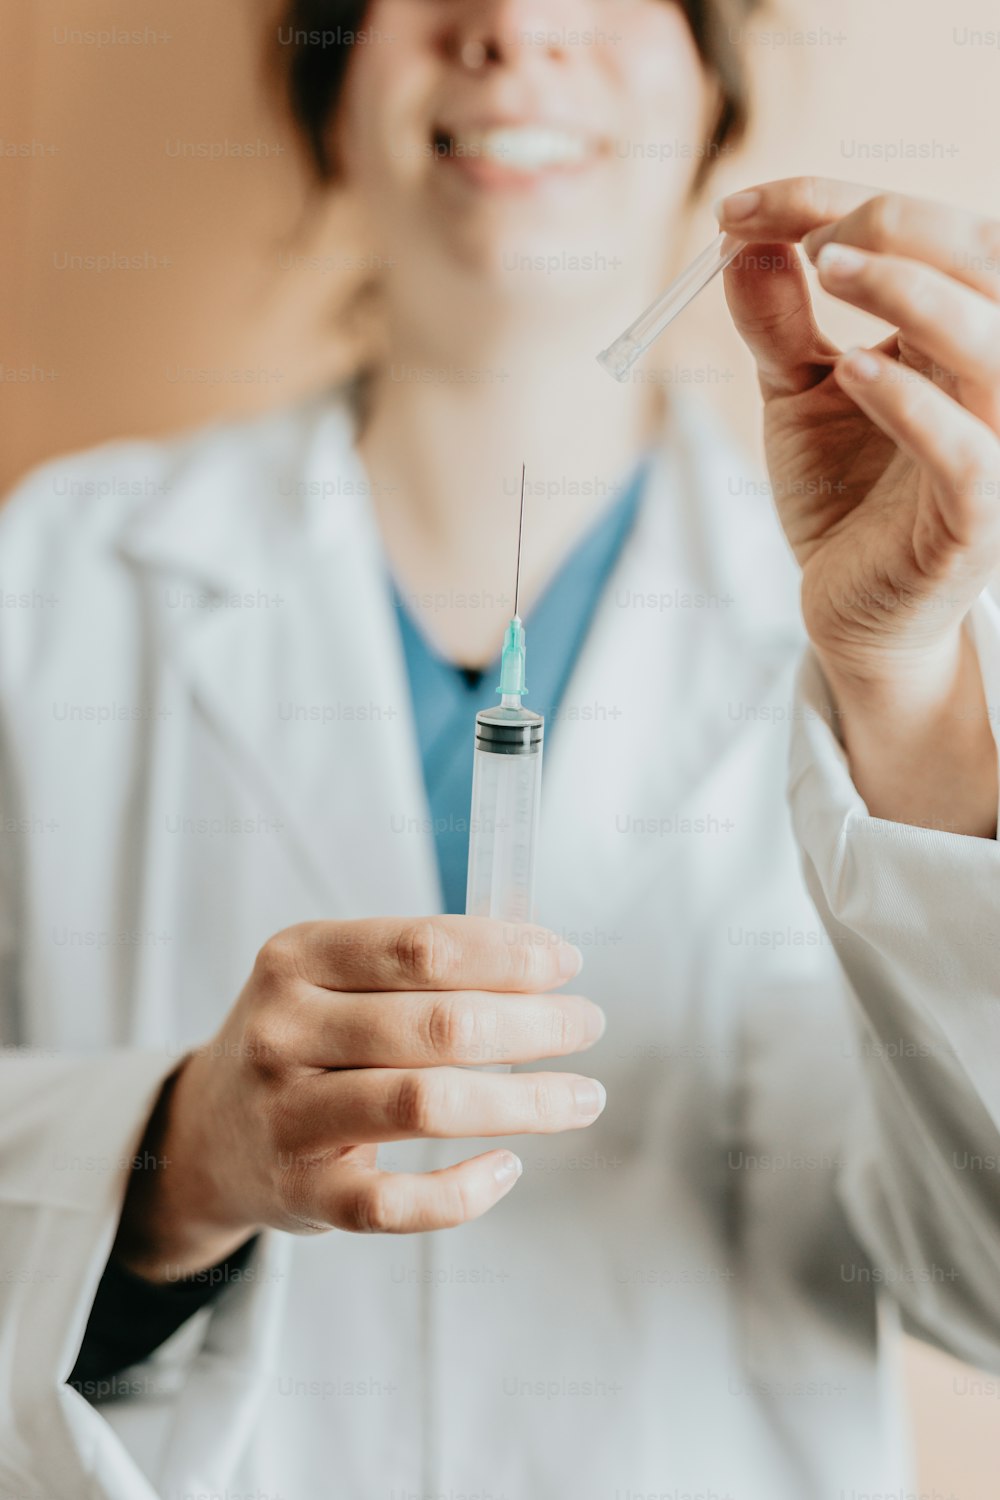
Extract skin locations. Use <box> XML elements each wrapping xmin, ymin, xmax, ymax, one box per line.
<box><xmin>116</xmin><ymin>920</ymin><xmax>605</xmax><ymax>1276</ymax></box>
<box><xmin>116</xmin><ymin>4</ymin><xmax>1000</xmax><ymax>1280</ymax></box>
<box><xmin>718</xmin><ymin>182</ymin><xmax>1000</xmax><ymax>834</ymax></box>
<box><xmin>118</xmin><ymin>0</ymin><xmax>718</xmax><ymax>1277</ymax></box>
<box><xmin>344</xmin><ymin>0</ymin><xmax>718</xmax><ymax>663</ymax></box>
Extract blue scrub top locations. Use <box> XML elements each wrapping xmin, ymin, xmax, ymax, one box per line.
<box><xmin>392</xmin><ymin>465</ymin><xmax>647</xmax><ymax>913</ymax></box>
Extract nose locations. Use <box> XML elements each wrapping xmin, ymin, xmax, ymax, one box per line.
<box><xmin>439</xmin><ymin>0</ymin><xmax>570</xmax><ymax>72</ymax></box>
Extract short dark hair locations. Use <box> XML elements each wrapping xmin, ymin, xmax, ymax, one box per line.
<box><xmin>278</xmin><ymin>0</ymin><xmax>764</xmax><ymax>188</ymax></box>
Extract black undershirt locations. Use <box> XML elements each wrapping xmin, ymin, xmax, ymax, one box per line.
<box><xmin>68</xmin><ymin>1237</ymin><xmax>258</xmax><ymax>1395</ymax></box>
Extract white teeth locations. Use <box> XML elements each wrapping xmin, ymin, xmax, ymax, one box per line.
<box><xmin>449</xmin><ymin>127</ymin><xmax>589</xmax><ymax>169</ymax></box>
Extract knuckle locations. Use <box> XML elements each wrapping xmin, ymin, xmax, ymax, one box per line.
<box><xmin>861</xmin><ymin>193</ymin><xmax>900</xmax><ymax>250</ymax></box>
<box><xmin>896</xmin><ymin>264</ymin><xmax>937</xmax><ymax>324</ymax></box>
<box><xmin>440</xmin><ymin>1174</ymin><xmax>477</xmax><ymax>1228</ymax></box>
<box><xmin>393</xmin><ymin>1071</ymin><xmax>434</xmax><ymax>1135</ymax></box>
<box><xmin>796</xmin><ymin>175</ymin><xmax>830</xmax><ymax>219</ymax></box>
<box><xmin>424</xmin><ymin>995</ymin><xmax>476</xmax><ymax>1059</ymax></box>
<box><xmin>504</xmin><ymin>929</ymin><xmax>535</xmax><ymax>987</ymax></box>
<box><xmin>529</xmin><ymin>1076</ymin><xmax>558</xmax><ymax>1127</ymax></box>
<box><xmin>351</xmin><ymin>1181</ymin><xmax>398</xmax><ymax>1235</ymax></box>
<box><xmin>275</xmin><ymin>1149</ymin><xmax>324</xmax><ymax>1226</ymax></box>
<box><xmin>549</xmin><ymin>1001</ymin><xmax>574</xmax><ymax>1055</ymax></box>
<box><xmin>253</xmin><ymin>932</ymin><xmax>301</xmax><ymax>991</ymax></box>
<box><xmin>393</xmin><ymin>919</ymin><xmax>453</xmax><ymax>988</ymax></box>
<box><xmin>954</xmin><ymin>451</ymin><xmax>991</xmax><ymax>504</ymax></box>
<box><xmin>242</xmin><ymin>1010</ymin><xmax>293</xmax><ymax>1082</ymax></box>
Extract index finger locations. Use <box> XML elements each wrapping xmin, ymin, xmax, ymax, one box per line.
<box><xmin>273</xmin><ymin>916</ymin><xmax>584</xmax><ymax>994</ymax></box>
<box><xmin>717</xmin><ymin>177</ymin><xmax>1000</xmax><ymax>302</ymax></box>
<box><xmin>715</xmin><ymin>177</ymin><xmax>886</xmax><ymax>242</ymax></box>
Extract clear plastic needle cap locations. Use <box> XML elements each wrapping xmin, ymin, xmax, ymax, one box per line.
<box><xmin>597</xmin><ymin>232</ymin><xmax>747</xmax><ymax>383</ymax></box>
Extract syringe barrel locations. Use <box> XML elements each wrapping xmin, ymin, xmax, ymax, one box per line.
<box><xmin>465</xmin><ymin>707</ymin><xmax>544</xmax><ymax>924</ymax></box>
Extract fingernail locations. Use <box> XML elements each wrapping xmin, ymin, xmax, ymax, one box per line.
<box><xmin>493</xmin><ymin>1151</ymin><xmax>523</xmax><ymax>1187</ymax></box>
<box><xmin>573</xmin><ymin>1079</ymin><xmax>607</xmax><ymax>1120</ymax></box>
<box><xmin>817</xmin><ymin>243</ymin><xmax>866</xmax><ymax>279</ymax></box>
<box><xmin>574</xmin><ymin>1002</ymin><xmax>607</xmax><ymax>1047</ymax></box>
<box><xmin>558</xmin><ymin>942</ymin><xmax>584</xmax><ymax>980</ymax></box>
<box><xmin>841</xmin><ymin>347</ymin><xmax>881</xmax><ymax>381</ymax></box>
<box><xmin>715</xmin><ymin>189</ymin><xmax>761</xmax><ymax>223</ymax></box>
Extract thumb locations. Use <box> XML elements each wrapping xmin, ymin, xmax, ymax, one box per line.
<box><xmin>724</xmin><ymin>241</ymin><xmax>840</xmax><ymax>399</ymax></box>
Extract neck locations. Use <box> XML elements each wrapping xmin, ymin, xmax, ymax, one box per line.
<box><xmin>359</xmin><ymin>285</ymin><xmax>662</xmax><ymax>664</ymax></box>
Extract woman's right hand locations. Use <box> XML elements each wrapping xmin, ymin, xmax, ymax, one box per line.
<box><xmin>114</xmin><ymin>917</ymin><xmax>606</xmax><ymax>1281</ymax></box>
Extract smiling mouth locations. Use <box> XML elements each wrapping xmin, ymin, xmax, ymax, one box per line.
<box><xmin>431</xmin><ymin>124</ymin><xmax>598</xmax><ymax>175</ymax></box>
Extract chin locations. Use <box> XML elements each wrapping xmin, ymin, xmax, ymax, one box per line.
<box><xmin>421</xmin><ymin>235</ymin><xmax>630</xmax><ymax>325</ymax></box>
<box><xmin>420</xmin><ymin>188</ymin><xmax>637</xmax><ymax>295</ymax></box>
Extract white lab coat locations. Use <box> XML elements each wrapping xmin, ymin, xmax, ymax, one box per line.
<box><xmin>2</xmin><ymin>389</ymin><xmax>1000</xmax><ymax>1500</ymax></box>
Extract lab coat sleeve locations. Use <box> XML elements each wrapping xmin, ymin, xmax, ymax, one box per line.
<box><xmin>788</xmin><ymin>591</ymin><xmax>1000</xmax><ymax>1374</ymax></box>
<box><xmin>0</xmin><ymin>1051</ymin><xmax>292</xmax><ymax>1500</ymax></box>
<box><xmin>0</xmin><ymin>1048</ymin><xmax>177</xmax><ymax>1498</ymax></box>
<box><xmin>0</xmin><ymin>450</ymin><xmax>293</xmax><ymax>1499</ymax></box>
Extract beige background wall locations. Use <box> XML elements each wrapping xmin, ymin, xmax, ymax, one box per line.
<box><xmin>3</xmin><ymin>0</ymin><xmax>999</xmax><ymax>1490</ymax></box>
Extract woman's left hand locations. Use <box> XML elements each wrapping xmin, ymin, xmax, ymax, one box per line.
<box><xmin>718</xmin><ymin>178</ymin><xmax>1000</xmax><ymax>835</ymax></box>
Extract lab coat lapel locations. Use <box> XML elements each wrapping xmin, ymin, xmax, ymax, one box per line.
<box><xmin>113</xmin><ymin>391</ymin><xmax>796</xmax><ymax>933</ymax></box>
<box><xmin>539</xmin><ymin>397</ymin><xmax>802</xmax><ymax>915</ymax></box>
<box><xmin>116</xmin><ymin>396</ymin><xmax>441</xmax><ymax>921</ymax></box>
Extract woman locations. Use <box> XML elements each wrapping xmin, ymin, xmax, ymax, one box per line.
<box><xmin>2</xmin><ymin>1</ymin><xmax>1000</xmax><ymax>1496</ymax></box>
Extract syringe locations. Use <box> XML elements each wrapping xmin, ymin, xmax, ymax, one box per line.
<box><xmin>465</xmin><ymin>468</ymin><xmax>544</xmax><ymax>928</ymax></box>
<box><xmin>465</xmin><ymin>620</ymin><xmax>544</xmax><ymax>925</ymax></box>
<box><xmin>597</xmin><ymin>231</ymin><xmax>746</xmax><ymax>382</ymax></box>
